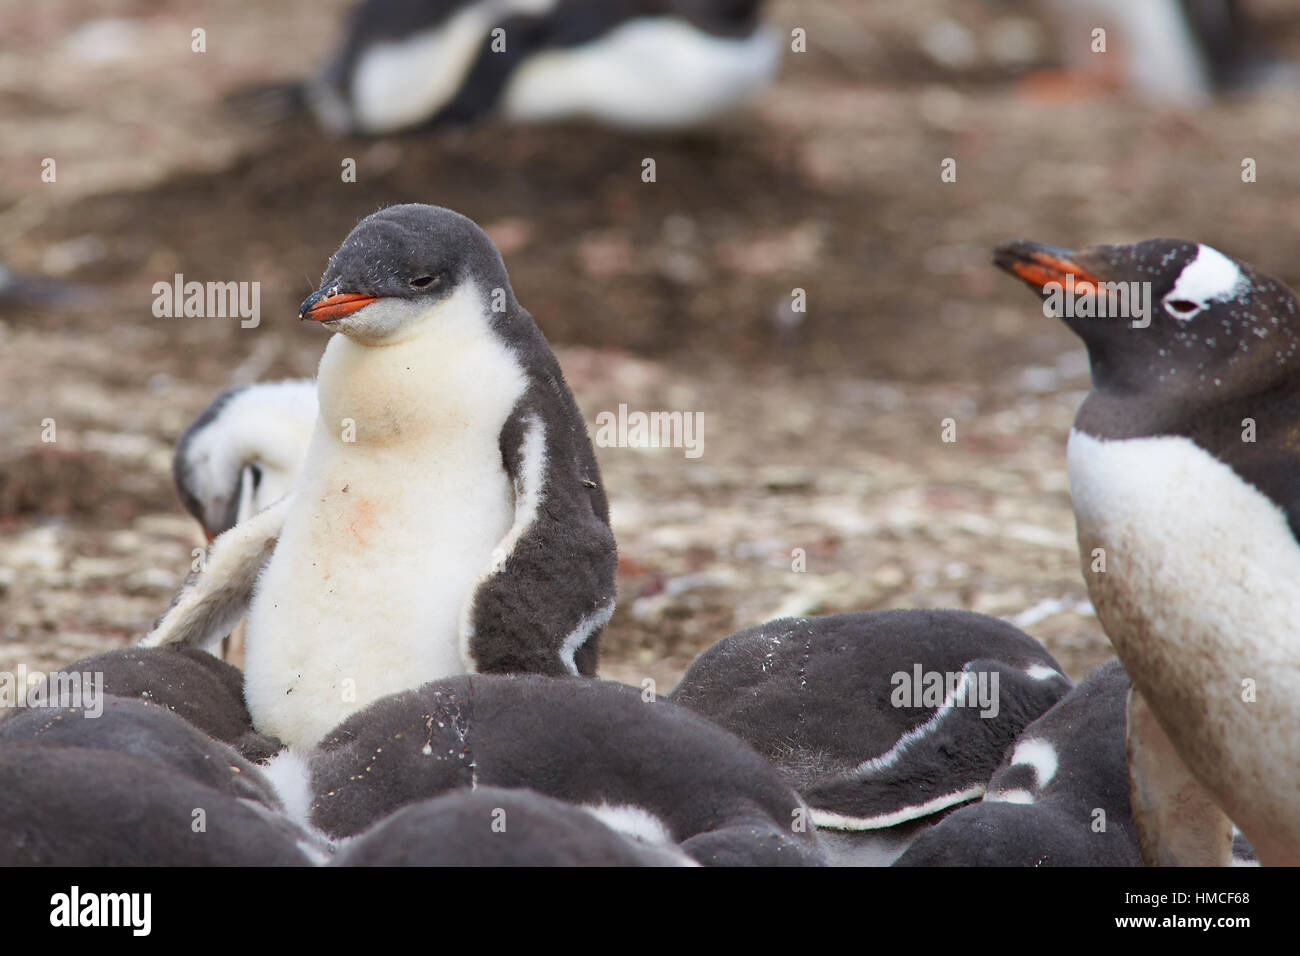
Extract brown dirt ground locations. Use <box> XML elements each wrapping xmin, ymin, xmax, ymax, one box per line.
<box><xmin>5</xmin><ymin>0</ymin><xmax>1300</xmax><ymax>690</ymax></box>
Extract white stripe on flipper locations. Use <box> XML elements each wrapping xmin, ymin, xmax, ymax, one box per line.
<box><xmin>811</xmin><ymin>786</ymin><xmax>985</xmax><ymax>832</ymax></box>
<box><xmin>984</xmin><ymin>788</ymin><xmax>1036</xmax><ymax>805</ymax></box>
<box><xmin>459</xmin><ymin>414</ymin><xmax>547</xmax><ymax>671</ymax></box>
<box><xmin>849</xmin><ymin>668</ymin><xmax>977</xmax><ymax>777</ymax></box>
<box><xmin>559</xmin><ymin>600</ymin><xmax>615</xmax><ymax>675</ymax></box>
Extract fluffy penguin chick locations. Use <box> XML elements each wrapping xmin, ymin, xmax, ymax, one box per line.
<box><xmin>996</xmin><ymin>236</ymin><xmax>1300</xmax><ymax>866</ymax></box>
<box><xmin>895</xmin><ymin>660</ymin><xmax>1141</xmax><ymax>867</ymax></box>
<box><xmin>669</xmin><ymin>610</ymin><xmax>1071</xmax><ymax>864</ymax></box>
<box><xmin>173</xmin><ymin>379</ymin><xmax>318</xmax><ymax>540</ymax></box>
<box><xmin>145</xmin><ymin>204</ymin><xmax>616</xmax><ymax>749</ymax></box>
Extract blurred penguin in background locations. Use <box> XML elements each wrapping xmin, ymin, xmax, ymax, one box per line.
<box><xmin>1037</xmin><ymin>0</ymin><xmax>1291</xmax><ymax>103</ymax></box>
<box><xmin>243</xmin><ymin>0</ymin><xmax>782</xmax><ymax>135</ymax></box>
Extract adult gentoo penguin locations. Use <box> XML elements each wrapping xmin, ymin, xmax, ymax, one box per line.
<box><xmin>276</xmin><ymin>0</ymin><xmax>780</xmax><ymax>134</ymax></box>
<box><xmin>669</xmin><ymin>610</ymin><xmax>1072</xmax><ymax>864</ymax></box>
<box><xmin>173</xmin><ymin>380</ymin><xmax>317</xmax><ymax>541</ymax></box>
<box><xmin>143</xmin><ymin>205</ymin><xmax>617</xmax><ymax>750</ymax></box>
<box><xmin>996</xmin><ymin>236</ymin><xmax>1300</xmax><ymax>866</ymax></box>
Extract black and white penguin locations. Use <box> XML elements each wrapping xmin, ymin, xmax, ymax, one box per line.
<box><xmin>30</xmin><ymin>646</ymin><xmax>277</xmax><ymax>759</ymax></box>
<box><xmin>173</xmin><ymin>380</ymin><xmax>317</xmax><ymax>541</ymax></box>
<box><xmin>894</xmin><ymin>659</ymin><xmax>1141</xmax><ymax>866</ymax></box>
<box><xmin>1037</xmin><ymin>0</ymin><xmax>1278</xmax><ymax>102</ymax></box>
<box><xmin>278</xmin><ymin>0</ymin><xmax>781</xmax><ymax>134</ymax></box>
<box><xmin>333</xmin><ymin>786</ymin><xmax>696</xmax><ymax>866</ymax></box>
<box><xmin>290</xmin><ymin>674</ymin><xmax>822</xmax><ymax>866</ymax></box>
<box><xmin>144</xmin><ymin>205</ymin><xmax>617</xmax><ymax>750</ymax></box>
<box><xmin>0</xmin><ymin>695</ymin><xmax>283</xmax><ymax>810</ymax></box>
<box><xmin>668</xmin><ymin>610</ymin><xmax>1072</xmax><ymax>865</ymax></box>
<box><xmin>996</xmin><ymin>236</ymin><xmax>1300</xmax><ymax>866</ymax></box>
<box><xmin>0</xmin><ymin>745</ymin><xmax>315</xmax><ymax>866</ymax></box>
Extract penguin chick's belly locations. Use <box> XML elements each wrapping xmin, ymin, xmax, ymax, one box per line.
<box><xmin>244</xmin><ymin>441</ymin><xmax>514</xmax><ymax>747</ymax></box>
<box><xmin>1066</xmin><ymin>429</ymin><xmax>1300</xmax><ymax>862</ymax></box>
<box><xmin>500</xmin><ymin>20</ymin><xmax>781</xmax><ymax>129</ymax></box>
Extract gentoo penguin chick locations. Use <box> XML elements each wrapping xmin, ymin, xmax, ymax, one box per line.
<box><xmin>895</xmin><ymin>660</ymin><xmax>1141</xmax><ymax>867</ymax></box>
<box><xmin>0</xmin><ymin>745</ymin><xmax>315</xmax><ymax>866</ymax></box>
<box><xmin>173</xmin><ymin>379</ymin><xmax>317</xmax><ymax>541</ymax></box>
<box><xmin>301</xmin><ymin>674</ymin><xmax>822</xmax><ymax>866</ymax></box>
<box><xmin>173</xmin><ymin>380</ymin><xmax>317</xmax><ymax>666</ymax></box>
<box><xmin>279</xmin><ymin>0</ymin><xmax>780</xmax><ymax>134</ymax></box>
<box><xmin>996</xmin><ymin>236</ymin><xmax>1300</xmax><ymax>866</ymax></box>
<box><xmin>144</xmin><ymin>205</ymin><xmax>617</xmax><ymax>750</ymax></box>
<box><xmin>668</xmin><ymin>610</ymin><xmax>1071</xmax><ymax>864</ymax></box>
<box><xmin>0</xmin><ymin>696</ymin><xmax>282</xmax><ymax>810</ymax></box>
<box><xmin>334</xmin><ymin>787</ymin><xmax>696</xmax><ymax>866</ymax></box>
<box><xmin>29</xmin><ymin>646</ymin><xmax>277</xmax><ymax>760</ymax></box>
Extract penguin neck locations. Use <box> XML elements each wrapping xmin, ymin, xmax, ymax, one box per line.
<box><xmin>313</xmin><ymin>286</ymin><xmax>526</xmax><ymax>449</ymax></box>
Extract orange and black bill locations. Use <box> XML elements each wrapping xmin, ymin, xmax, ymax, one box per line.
<box><xmin>299</xmin><ymin>290</ymin><xmax>380</xmax><ymax>322</ymax></box>
<box><xmin>993</xmin><ymin>241</ymin><xmax>1100</xmax><ymax>295</ymax></box>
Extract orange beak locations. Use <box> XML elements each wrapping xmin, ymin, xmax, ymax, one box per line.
<box><xmin>994</xmin><ymin>241</ymin><xmax>1100</xmax><ymax>295</ymax></box>
<box><xmin>300</xmin><ymin>291</ymin><xmax>380</xmax><ymax>322</ymax></box>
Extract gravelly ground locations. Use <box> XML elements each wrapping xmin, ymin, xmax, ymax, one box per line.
<box><xmin>4</xmin><ymin>0</ymin><xmax>1300</xmax><ymax>691</ymax></box>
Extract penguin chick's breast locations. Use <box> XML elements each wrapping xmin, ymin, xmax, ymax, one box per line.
<box><xmin>244</xmin><ymin>291</ymin><xmax>527</xmax><ymax>748</ymax></box>
<box><xmin>1066</xmin><ymin>428</ymin><xmax>1300</xmax><ymax>864</ymax></box>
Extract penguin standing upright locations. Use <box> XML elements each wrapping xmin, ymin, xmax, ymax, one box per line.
<box><xmin>268</xmin><ymin>0</ymin><xmax>781</xmax><ymax>134</ymax></box>
<box><xmin>144</xmin><ymin>205</ymin><xmax>617</xmax><ymax>749</ymax></box>
<box><xmin>996</xmin><ymin>236</ymin><xmax>1300</xmax><ymax>866</ymax></box>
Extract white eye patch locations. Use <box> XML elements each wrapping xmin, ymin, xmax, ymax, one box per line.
<box><xmin>1162</xmin><ymin>244</ymin><xmax>1249</xmax><ymax>321</ymax></box>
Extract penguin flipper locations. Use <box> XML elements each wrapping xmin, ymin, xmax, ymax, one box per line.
<box><xmin>804</xmin><ymin>660</ymin><xmax>1067</xmax><ymax>830</ymax></box>
<box><xmin>462</xmin><ymin>410</ymin><xmax>616</xmax><ymax>677</ymax></box>
<box><xmin>141</xmin><ymin>494</ymin><xmax>290</xmax><ymax>650</ymax></box>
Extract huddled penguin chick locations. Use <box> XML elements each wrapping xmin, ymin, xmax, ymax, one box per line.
<box><xmin>295</xmin><ymin>674</ymin><xmax>823</xmax><ymax>866</ymax></box>
<box><xmin>0</xmin><ymin>696</ymin><xmax>282</xmax><ymax>810</ymax></box>
<box><xmin>334</xmin><ymin>786</ymin><xmax>697</xmax><ymax>866</ymax></box>
<box><xmin>895</xmin><ymin>659</ymin><xmax>1141</xmax><ymax>867</ymax></box>
<box><xmin>29</xmin><ymin>646</ymin><xmax>277</xmax><ymax>760</ymax></box>
<box><xmin>996</xmin><ymin>236</ymin><xmax>1300</xmax><ymax>866</ymax></box>
<box><xmin>280</xmin><ymin>0</ymin><xmax>781</xmax><ymax>134</ymax></box>
<box><xmin>668</xmin><ymin>610</ymin><xmax>1071</xmax><ymax>865</ymax></box>
<box><xmin>0</xmin><ymin>745</ymin><xmax>316</xmax><ymax>866</ymax></box>
<box><xmin>173</xmin><ymin>379</ymin><xmax>317</xmax><ymax>541</ymax></box>
<box><xmin>144</xmin><ymin>204</ymin><xmax>617</xmax><ymax>750</ymax></box>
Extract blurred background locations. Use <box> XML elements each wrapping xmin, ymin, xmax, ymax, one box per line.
<box><xmin>4</xmin><ymin>0</ymin><xmax>1300</xmax><ymax>688</ymax></box>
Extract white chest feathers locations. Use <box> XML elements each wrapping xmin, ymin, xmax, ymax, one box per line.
<box><xmin>244</xmin><ymin>289</ymin><xmax>528</xmax><ymax>747</ymax></box>
<box><xmin>1066</xmin><ymin>429</ymin><xmax>1300</xmax><ymax>863</ymax></box>
<box><xmin>501</xmin><ymin>19</ymin><xmax>781</xmax><ymax>129</ymax></box>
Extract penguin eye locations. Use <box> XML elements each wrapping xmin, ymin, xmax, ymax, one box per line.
<box><xmin>409</xmin><ymin>275</ymin><xmax>439</xmax><ymax>290</ymax></box>
<box><xmin>1163</xmin><ymin>298</ymin><xmax>1203</xmax><ymax>320</ymax></box>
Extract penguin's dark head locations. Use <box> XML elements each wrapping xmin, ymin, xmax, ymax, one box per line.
<box><xmin>995</xmin><ymin>238</ymin><xmax>1300</xmax><ymax>397</ymax></box>
<box><xmin>299</xmin><ymin>204</ymin><xmax>511</xmax><ymax>343</ymax></box>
